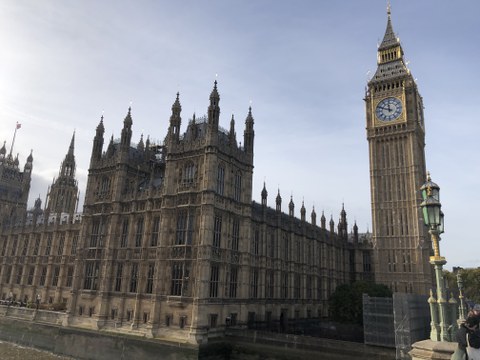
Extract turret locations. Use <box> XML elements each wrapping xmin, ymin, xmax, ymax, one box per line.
<box><xmin>207</xmin><ymin>80</ymin><xmax>220</xmax><ymax>132</ymax></box>
<box><xmin>0</xmin><ymin>141</ymin><xmax>6</xmax><ymax>161</ymax></box>
<box><xmin>261</xmin><ymin>182</ymin><xmax>268</xmax><ymax>207</ymax></box>
<box><xmin>321</xmin><ymin>211</ymin><xmax>326</xmax><ymax>230</ymax></box>
<box><xmin>329</xmin><ymin>216</ymin><xmax>335</xmax><ymax>234</ymax></box>
<box><xmin>24</xmin><ymin>150</ymin><xmax>33</xmax><ymax>174</ymax></box>
<box><xmin>167</xmin><ymin>93</ymin><xmax>182</xmax><ymax>144</ymax></box>
<box><xmin>300</xmin><ymin>200</ymin><xmax>306</xmax><ymax>222</ymax></box>
<box><xmin>311</xmin><ymin>207</ymin><xmax>317</xmax><ymax>226</ymax></box>
<box><xmin>276</xmin><ymin>189</ymin><xmax>282</xmax><ymax>212</ymax></box>
<box><xmin>289</xmin><ymin>196</ymin><xmax>294</xmax><ymax>217</ymax></box>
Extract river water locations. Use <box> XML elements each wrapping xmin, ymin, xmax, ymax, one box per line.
<box><xmin>0</xmin><ymin>341</ymin><xmax>71</xmax><ymax>360</ymax></box>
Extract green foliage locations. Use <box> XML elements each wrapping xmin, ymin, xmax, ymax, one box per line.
<box><xmin>444</xmin><ymin>268</ymin><xmax>480</xmax><ymax>304</ymax></box>
<box><xmin>328</xmin><ymin>281</ymin><xmax>392</xmax><ymax>325</ymax></box>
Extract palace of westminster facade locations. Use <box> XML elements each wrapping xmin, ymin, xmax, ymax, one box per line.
<box><xmin>0</xmin><ymin>10</ymin><xmax>431</xmax><ymax>344</ymax></box>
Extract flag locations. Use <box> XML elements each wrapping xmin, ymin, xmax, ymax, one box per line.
<box><xmin>16</xmin><ymin>123</ymin><xmax>21</xmax><ymax>129</ymax></box>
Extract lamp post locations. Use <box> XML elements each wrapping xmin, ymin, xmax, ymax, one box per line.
<box><xmin>420</xmin><ymin>173</ymin><xmax>451</xmax><ymax>342</ymax></box>
<box><xmin>457</xmin><ymin>271</ymin><xmax>468</xmax><ymax>322</ymax></box>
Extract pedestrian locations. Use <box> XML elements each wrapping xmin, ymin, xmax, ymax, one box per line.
<box><xmin>454</xmin><ymin>315</ymin><xmax>480</xmax><ymax>360</ymax></box>
<box><xmin>35</xmin><ymin>294</ymin><xmax>40</xmax><ymax>310</ymax></box>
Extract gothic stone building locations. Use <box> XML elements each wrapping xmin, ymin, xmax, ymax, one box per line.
<box><xmin>0</xmin><ymin>81</ymin><xmax>373</xmax><ymax>344</ymax></box>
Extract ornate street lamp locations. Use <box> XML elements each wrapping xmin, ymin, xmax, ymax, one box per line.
<box><xmin>420</xmin><ymin>173</ymin><xmax>452</xmax><ymax>342</ymax></box>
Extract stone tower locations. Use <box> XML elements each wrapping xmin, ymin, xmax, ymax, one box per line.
<box><xmin>365</xmin><ymin>7</ymin><xmax>431</xmax><ymax>295</ymax></box>
<box><xmin>46</xmin><ymin>132</ymin><xmax>79</xmax><ymax>215</ymax></box>
<box><xmin>0</xmin><ymin>141</ymin><xmax>32</xmax><ymax>228</ymax></box>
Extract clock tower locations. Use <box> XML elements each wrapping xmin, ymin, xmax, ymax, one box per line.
<box><xmin>365</xmin><ymin>7</ymin><xmax>432</xmax><ymax>295</ymax></box>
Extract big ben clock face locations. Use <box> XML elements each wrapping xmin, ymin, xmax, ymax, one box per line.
<box><xmin>375</xmin><ymin>97</ymin><xmax>403</xmax><ymax>122</ymax></box>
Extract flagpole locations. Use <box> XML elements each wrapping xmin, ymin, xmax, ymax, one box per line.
<box><xmin>9</xmin><ymin>122</ymin><xmax>20</xmax><ymax>157</ymax></box>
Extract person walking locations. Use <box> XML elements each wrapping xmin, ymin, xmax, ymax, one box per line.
<box><xmin>453</xmin><ymin>315</ymin><xmax>480</xmax><ymax>360</ymax></box>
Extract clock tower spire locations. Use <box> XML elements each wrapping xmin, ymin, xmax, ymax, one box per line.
<box><xmin>365</xmin><ymin>6</ymin><xmax>431</xmax><ymax>295</ymax></box>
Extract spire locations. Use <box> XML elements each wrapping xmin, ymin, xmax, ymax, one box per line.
<box><xmin>378</xmin><ymin>3</ymin><xmax>400</xmax><ymax>51</ymax></box>
<box><xmin>97</xmin><ymin>115</ymin><xmax>105</xmax><ymax>135</ymax></box>
<box><xmin>300</xmin><ymin>200</ymin><xmax>306</xmax><ymax>221</ymax></box>
<box><xmin>137</xmin><ymin>134</ymin><xmax>145</xmax><ymax>151</ymax></box>
<box><xmin>60</xmin><ymin>133</ymin><xmax>76</xmax><ymax>178</ymax></box>
<box><xmin>371</xmin><ymin>4</ymin><xmax>409</xmax><ymax>81</ymax></box>
<box><xmin>329</xmin><ymin>215</ymin><xmax>335</xmax><ymax>233</ymax></box>
<box><xmin>229</xmin><ymin>114</ymin><xmax>237</xmax><ymax>145</ymax></box>
<box><xmin>311</xmin><ymin>206</ymin><xmax>317</xmax><ymax>226</ymax></box>
<box><xmin>66</xmin><ymin>131</ymin><xmax>75</xmax><ymax>162</ymax></box>
<box><xmin>91</xmin><ymin>115</ymin><xmax>105</xmax><ymax>163</ymax></box>
<box><xmin>120</xmin><ymin>107</ymin><xmax>133</xmax><ymax>149</ymax></box>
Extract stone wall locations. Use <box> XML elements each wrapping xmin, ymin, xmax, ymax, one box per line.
<box><xmin>0</xmin><ymin>315</ymin><xmax>199</xmax><ymax>360</ymax></box>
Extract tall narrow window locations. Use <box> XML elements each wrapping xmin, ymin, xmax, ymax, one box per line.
<box><xmin>90</xmin><ymin>219</ymin><xmax>103</xmax><ymax>248</ymax></box>
<box><xmin>176</xmin><ymin>210</ymin><xmax>195</xmax><ymax>245</ymax></box>
<box><xmin>71</xmin><ymin>232</ymin><xmax>79</xmax><ymax>255</ymax></box>
<box><xmin>120</xmin><ymin>219</ymin><xmax>129</xmax><ymax>248</ymax></box>
<box><xmin>250</xmin><ymin>269</ymin><xmax>258</xmax><ymax>299</ymax></box>
<box><xmin>15</xmin><ymin>266</ymin><xmax>23</xmax><ymax>284</ymax></box>
<box><xmin>114</xmin><ymin>263</ymin><xmax>123</xmax><ymax>292</ymax></box>
<box><xmin>45</xmin><ymin>235</ymin><xmax>52</xmax><ymax>255</ymax></box>
<box><xmin>228</xmin><ymin>266</ymin><xmax>238</xmax><ymax>298</ymax></box>
<box><xmin>213</xmin><ymin>216</ymin><xmax>222</xmax><ymax>248</ymax></box>
<box><xmin>10</xmin><ymin>236</ymin><xmax>18</xmax><ymax>256</ymax></box>
<box><xmin>281</xmin><ymin>272</ymin><xmax>288</xmax><ymax>299</ymax></box>
<box><xmin>234</xmin><ymin>172</ymin><xmax>242</xmax><ymax>202</ymax></box>
<box><xmin>171</xmin><ymin>262</ymin><xmax>183</xmax><ymax>296</ymax></box>
<box><xmin>27</xmin><ymin>267</ymin><xmax>35</xmax><ymax>285</ymax></box>
<box><xmin>176</xmin><ymin>212</ymin><xmax>186</xmax><ymax>245</ymax></box>
<box><xmin>135</xmin><ymin>218</ymin><xmax>144</xmax><ymax>247</ymax></box>
<box><xmin>39</xmin><ymin>267</ymin><xmax>47</xmax><ymax>286</ymax></box>
<box><xmin>182</xmin><ymin>162</ymin><xmax>196</xmax><ymax>185</ymax></box>
<box><xmin>66</xmin><ymin>267</ymin><xmax>74</xmax><ymax>287</ymax></box>
<box><xmin>33</xmin><ymin>235</ymin><xmax>40</xmax><ymax>256</ymax></box>
<box><xmin>252</xmin><ymin>229</ymin><xmax>260</xmax><ymax>255</ymax></box>
<box><xmin>306</xmin><ymin>275</ymin><xmax>312</xmax><ymax>299</ymax></box>
<box><xmin>216</xmin><ymin>165</ymin><xmax>225</xmax><ymax>195</ymax></box>
<box><xmin>83</xmin><ymin>261</ymin><xmax>99</xmax><ymax>290</ymax></box>
<box><xmin>146</xmin><ymin>263</ymin><xmax>155</xmax><ymax>294</ymax></box>
<box><xmin>52</xmin><ymin>266</ymin><xmax>60</xmax><ymax>286</ymax></box>
<box><xmin>294</xmin><ymin>274</ymin><xmax>301</xmax><ymax>299</ymax></box>
<box><xmin>232</xmin><ymin>219</ymin><xmax>239</xmax><ymax>251</ymax></box>
<box><xmin>129</xmin><ymin>263</ymin><xmax>138</xmax><ymax>293</ymax></box>
<box><xmin>58</xmin><ymin>234</ymin><xmax>65</xmax><ymax>256</ymax></box>
<box><xmin>1</xmin><ymin>238</ymin><xmax>7</xmax><ymax>256</ymax></box>
<box><xmin>21</xmin><ymin>237</ymin><xmax>29</xmax><ymax>256</ymax></box>
<box><xmin>209</xmin><ymin>264</ymin><xmax>219</xmax><ymax>298</ymax></box>
<box><xmin>150</xmin><ymin>216</ymin><xmax>160</xmax><ymax>247</ymax></box>
<box><xmin>266</xmin><ymin>270</ymin><xmax>274</xmax><ymax>299</ymax></box>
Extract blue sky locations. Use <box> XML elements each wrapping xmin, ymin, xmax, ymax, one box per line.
<box><xmin>0</xmin><ymin>1</ymin><xmax>479</xmax><ymax>270</ymax></box>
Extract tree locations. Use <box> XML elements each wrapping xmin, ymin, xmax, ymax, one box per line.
<box><xmin>444</xmin><ymin>268</ymin><xmax>480</xmax><ymax>305</ymax></box>
<box><xmin>328</xmin><ymin>281</ymin><xmax>392</xmax><ymax>325</ymax></box>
